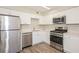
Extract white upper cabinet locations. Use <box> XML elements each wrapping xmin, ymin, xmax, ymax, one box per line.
<box><xmin>10</xmin><ymin>11</ymin><xmax>31</xmax><ymax>24</ymax></box>
<box><xmin>20</xmin><ymin>13</ymin><xmax>31</xmax><ymax>24</ymax></box>
<box><xmin>65</xmin><ymin>7</ymin><xmax>79</xmax><ymax>24</ymax></box>
<box><xmin>20</xmin><ymin>13</ymin><xmax>41</xmax><ymax>24</ymax></box>
<box><xmin>48</xmin><ymin>7</ymin><xmax>79</xmax><ymax>24</ymax></box>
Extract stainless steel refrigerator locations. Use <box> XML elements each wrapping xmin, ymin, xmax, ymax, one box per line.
<box><xmin>0</xmin><ymin>14</ymin><xmax>21</xmax><ymax>53</ymax></box>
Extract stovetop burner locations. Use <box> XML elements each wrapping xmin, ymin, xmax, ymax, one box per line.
<box><xmin>50</xmin><ymin>29</ymin><xmax>67</xmax><ymax>33</ymax></box>
<box><xmin>50</xmin><ymin>29</ymin><xmax>67</xmax><ymax>37</ymax></box>
<box><xmin>52</xmin><ymin>31</ymin><xmax>66</xmax><ymax>33</ymax></box>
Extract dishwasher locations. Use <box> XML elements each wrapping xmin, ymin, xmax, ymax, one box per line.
<box><xmin>22</xmin><ymin>32</ymin><xmax>32</xmax><ymax>48</ymax></box>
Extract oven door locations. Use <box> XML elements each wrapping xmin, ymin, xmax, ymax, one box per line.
<box><xmin>50</xmin><ymin>35</ymin><xmax>63</xmax><ymax>51</ymax></box>
<box><xmin>50</xmin><ymin>35</ymin><xmax>63</xmax><ymax>45</ymax></box>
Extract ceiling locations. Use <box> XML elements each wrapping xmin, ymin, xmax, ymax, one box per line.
<box><xmin>0</xmin><ymin>6</ymin><xmax>77</xmax><ymax>15</ymax></box>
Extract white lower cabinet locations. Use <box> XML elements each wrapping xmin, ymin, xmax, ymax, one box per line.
<box><xmin>32</xmin><ymin>31</ymin><xmax>50</xmax><ymax>45</ymax></box>
<box><xmin>63</xmin><ymin>34</ymin><xmax>79</xmax><ymax>53</ymax></box>
<box><xmin>32</xmin><ymin>31</ymin><xmax>41</xmax><ymax>45</ymax></box>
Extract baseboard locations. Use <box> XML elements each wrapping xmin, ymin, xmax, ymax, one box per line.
<box><xmin>64</xmin><ymin>50</ymin><xmax>71</xmax><ymax>53</ymax></box>
<box><xmin>22</xmin><ymin>45</ymin><xmax>32</xmax><ymax>49</ymax></box>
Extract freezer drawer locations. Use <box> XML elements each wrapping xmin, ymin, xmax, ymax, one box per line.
<box><xmin>0</xmin><ymin>30</ymin><xmax>21</xmax><ymax>53</ymax></box>
<box><xmin>22</xmin><ymin>32</ymin><xmax>32</xmax><ymax>48</ymax></box>
<box><xmin>8</xmin><ymin>30</ymin><xmax>21</xmax><ymax>53</ymax></box>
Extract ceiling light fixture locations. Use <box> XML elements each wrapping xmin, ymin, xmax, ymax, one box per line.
<box><xmin>42</xmin><ymin>6</ymin><xmax>50</xmax><ymax>10</ymax></box>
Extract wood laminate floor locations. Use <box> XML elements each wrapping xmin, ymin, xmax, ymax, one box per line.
<box><xmin>20</xmin><ymin>42</ymin><xmax>62</xmax><ymax>53</ymax></box>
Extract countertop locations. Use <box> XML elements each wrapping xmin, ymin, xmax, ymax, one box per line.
<box><xmin>21</xmin><ymin>29</ymin><xmax>51</xmax><ymax>33</ymax></box>
<box><xmin>63</xmin><ymin>32</ymin><xmax>79</xmax><ymax>38</ymax></box>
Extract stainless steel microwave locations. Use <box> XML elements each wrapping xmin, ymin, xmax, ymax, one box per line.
<box><xmin>53</xmin><ymin>16</ymin><xmax>66</xmax><ymax>24</ymax></box>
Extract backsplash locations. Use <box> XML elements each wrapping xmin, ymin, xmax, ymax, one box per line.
<box><xmin>54</xmin><ymin>24</ymin><xmax>67</xmax><ymax>28</ymax></box>
<box><xmin>21</xmin><ymin>23</ymin><xmax>68</xmax><ymax>32</ymax></box>
<box><xmin>21</xmin><ymin>24</ymin><xmax>55</xmax><ymax>32</ymax></box>
<box><xmin>21</xmin><ymin>24</ymin><xmax>79</xmax><ymax>33</ymax></box>
<box><xmin>67</xmin><ymin>24</ymin><xmax>79</xmax><ymax>33</ymax></box>
<box><xmin>39</xmin><ymin>25</ymin><xmax>55</xmax><ymax>31</ymax></box>
<box><xmin>21</xmin><ymin>24</ymin><xmax>32</xmax><ymax>32</ymax></box>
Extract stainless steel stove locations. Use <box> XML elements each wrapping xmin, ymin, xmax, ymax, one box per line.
<box><xmin>50</xmin><ymin>27</ymin><xmax>67</xmax><ymax>52</ymax></box>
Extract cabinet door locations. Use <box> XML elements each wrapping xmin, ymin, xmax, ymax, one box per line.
<box><xmin>20</xmin><ymin>14</ymin><xmax>30</xmax><ymax>24</ymax></box>
<box><xmin>0</xmin><ymin>8</ymin><xmax>11</xmax><ymax>15</ymax></box>
<box><xmin>32</xmin><ymin>31</ymin><xmax>50</xmax><ymax>45</ymax></box>
<box><xmin>32</xmin><ymin>32</ymin><xmax>39</xmax><ymax>45</ymax></box>
<box><xmin>64</xmin><ymin>36</ymin><xmax>79</xmax><ymax>53</ymax></box>
<box><xmin>32</xmin><ymin>32</ymin><xmax>44</xmax><ymax>45</ymax></box>
<box><xmin>66</xmin><ymin>8</ymin><xmax>79</xmax><ymax>24</ymax></box>
<box><xmin>42</xmin><ymin>32</ymin><xmax>50</xmax><ymax>44</ymax></box>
